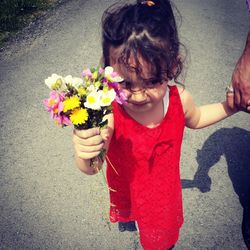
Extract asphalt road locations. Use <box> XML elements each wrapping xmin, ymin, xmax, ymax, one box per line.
<box><xmin>0</xmin><ymin>0</ymin><xmax>249</xmax><ymax>249</ymax></box>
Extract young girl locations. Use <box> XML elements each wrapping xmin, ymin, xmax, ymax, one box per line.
<box><xmin>73</xmin><ymin>1</ymin><xmax>241</xmax><ymax>249</ymax></box>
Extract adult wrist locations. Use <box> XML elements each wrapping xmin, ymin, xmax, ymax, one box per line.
<box><xmin>245</xmin><ymin>31</ymin><xmax>250</xmax><ymax>51</ymax></box>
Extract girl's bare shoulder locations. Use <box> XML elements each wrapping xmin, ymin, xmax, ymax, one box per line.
<box><xmin>176</xmin><ymin>85</ymin><xmax>195</xmax><ymax>114</ymax></box>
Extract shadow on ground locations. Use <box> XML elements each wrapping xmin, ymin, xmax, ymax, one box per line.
<box><xmin>181</xmin><ymin>127</ymin><xmax>250</xmax><ymax>248</ymax></box>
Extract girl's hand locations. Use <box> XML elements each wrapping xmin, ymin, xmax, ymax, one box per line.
<box><xmin>73</xmin><ymin>114</ymin><xmax>114</xmax><ymax>174</ymax></box>
<box><xmin>73</xmin><ymin>127</ymin><xmax>105</xmax><ymax>160</ymax></box>
<box><xmin>73</xmin><ymin>113</ymin><xmax>114</xmax><ymax>161</ymax></box>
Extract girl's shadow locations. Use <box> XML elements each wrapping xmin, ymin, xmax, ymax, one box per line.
<box><xmin>181</xmin><ymin>127</ymin><xmax>250</xmax><ymax>248</ymax></box>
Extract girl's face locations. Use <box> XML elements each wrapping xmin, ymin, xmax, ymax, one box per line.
<box><xmin>109</xmin><ymin>47</ymin><xmax>169</xmax><ymax>114</ymax></box>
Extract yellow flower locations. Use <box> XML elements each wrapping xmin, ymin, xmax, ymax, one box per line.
<box><xmin>94</xmin><ymin>81</ymin><xmax>101</xmax><ymax>88</ymax></box>
<box><xmin>70</xmin><ymin>108</ymin><xmax>88</xmax><ymax>125</ymax></box>
<box><xmin>103</xmin><ymin>85</ymin><xmax>109</xmax><ymax>93</ymax></box>
<box><xmin>92</xmin><ymin>71</ymin><xmax>98</xmax><ymax>80</ymax></box>
<box><xmin>78</xmin><ymin>87</ymin><xmax>87</xmax><ymax>96</ymax></box>
<box><xmin>63</xmin><ymin>96</ymin><xmax>80</xmax><ymax>112</ymax></box>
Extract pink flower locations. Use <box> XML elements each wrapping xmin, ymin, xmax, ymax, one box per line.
<box><xmin>43</xmin><ymin>91</ymin><xmax>64</xmax><ymax>118</ymax></box>
<box><xmin>82</xmin><ymin>69</ymin><xmax>92</xmax><ymax>79</ymax></box>
<box><xmin>115</xmin><ymin>89</ymin><xmax>127</xmax><ymax>105</ymax></box>
<box><xmin>98</xmin><ymin>67</ymin><xmax>104</xmax><ymax>75</ymax></box>
<box><xmin>108</xmin><ymin>82</ymin><xmax>127</xmax><ymax>105</ymax></box>
<box><xmin>43</xmin><ymin>91</ymin><xmax>72</xmax><ymax>126</ymax></box>
<box><xmin>55</xmin><ymin>115</ymin><xmax>72</xmax><ymax>126</ymax></box>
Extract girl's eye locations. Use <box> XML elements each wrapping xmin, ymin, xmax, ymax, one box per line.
<box><xmin>120</xmin><ymin>81</ymin><xmax>131</xmax><ymax>89</ymax></box>
<box><xmin>151</xmin><ymin>79</ymin><xmax>160</xmax><ymax>85</ymax></box>
<box><xmin>146</xmin><ymin>79</ymin><xmax>161</xmax><ymax>88</ymax></box>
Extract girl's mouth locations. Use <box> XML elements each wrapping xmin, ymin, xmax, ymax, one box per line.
<box><xmin>129</xmin><ymin>101</ymin><xmax>148</xmax><ymax>106</ymax></box>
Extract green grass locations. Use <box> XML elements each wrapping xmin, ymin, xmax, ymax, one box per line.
<box><xmin>0</xmin><ymin>0</ymin><xmax>58</xmax><ymax>47</ymax></box>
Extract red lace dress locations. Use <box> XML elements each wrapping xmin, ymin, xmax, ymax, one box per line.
<box><xmin>106</xmin><ymin>86</ymin><xmax>185</xmax><ymax>250</ymax></box>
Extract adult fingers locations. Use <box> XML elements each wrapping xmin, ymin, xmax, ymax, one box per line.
<box><xmin>232</xmin><ymin>81</ymin><xmax>242</xmax><ymax>108</ymax></box>
<box><xmin>226</xmin><ymin>91</ymin><xmax>235</xmax><ymax>110</ymax></box>
<box><xmin>246</xmin><ymin>99</ymin><xmax>250</xmax><ymax>112</ymax></box>
<box><xmin>233</xmin><ymin>81</ymin><xmax>250</xmax><ymax>113</ymax></box>
<box><xmin>240</xmin><ymin>82</ymin><xmax>250</xmax><ymax>112</ymax></box>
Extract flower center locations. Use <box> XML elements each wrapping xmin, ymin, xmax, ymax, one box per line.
<box><xmin>88</xmin><ymin>96</ymin><xmax>96</xmax><ymax>104</ymax></box>
<box><xmin>49</xmin><ymin>99</ymin><xmax>55</xmax><ymax>106</ymax></box>
<box><xmin>102</xmin><ymin>97</ymin><xmax>110</xmax><ymax>104</ymax></box>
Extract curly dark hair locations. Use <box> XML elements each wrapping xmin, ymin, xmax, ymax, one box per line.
<box><xmin>101</xmin><ymin>0</ymin><xmax>184</xmax><ymax>84</ymax></box>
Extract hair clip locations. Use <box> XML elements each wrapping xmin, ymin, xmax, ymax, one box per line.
<box><xmin>141</xmin><ymin>1</ymin><xmax>155</xmax><ymax>7</ymax></box>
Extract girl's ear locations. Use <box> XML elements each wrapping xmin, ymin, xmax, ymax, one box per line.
<box><xmin>170</xmin><ymin>55</ymin><xmax>180</xmax><ymax>78</ymax></box>
<box><xmin>171</xmin><ymin>54</ymin><xmax>184</xmax><ymax>80</ymax></box>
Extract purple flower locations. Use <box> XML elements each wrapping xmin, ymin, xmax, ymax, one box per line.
<box><xmin>107</xmin><ymin>81</ymin><xmax>119</xmax><ymax>89</ymax></box>
<box><xmin>107</xmin><ymin>81</ymin><xmax>127</xmax><ymax>105</ymax></box>
<box><xmin>107</xmin><ymin>82</ymin><xmax>127</xmax><ymax>105</ymax></box>
<box><xmin>115</xmin><ymin>90</ymin><xmax>127</xmax><ymax>105</ymax></box>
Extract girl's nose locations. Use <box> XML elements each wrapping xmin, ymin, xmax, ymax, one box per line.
<box><xmin>129</xmin><ymin>89</ymin><xmax>147</xmax><ymax>103</ymax></box>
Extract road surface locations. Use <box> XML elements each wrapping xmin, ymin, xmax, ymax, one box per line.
<box><xmin>0</xmin><ymin>0</ymin><xmax>249</xmax><ymax>249</ymax></box>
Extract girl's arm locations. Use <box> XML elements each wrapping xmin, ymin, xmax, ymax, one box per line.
<box><xmin>73</xmin><ymin>113</ymin><xmax>114</xmax><ymax>174</ymax></box>
<box><xmin>179</xmin><ymin>87</ymin><xmax>238</xmax><ymax>129</ymax></box>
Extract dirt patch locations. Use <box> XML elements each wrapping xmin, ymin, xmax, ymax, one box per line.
<box><xmin>0</xmin><ymin>0</ymin><xmax>66</xmax><ymax>50</ymax></box>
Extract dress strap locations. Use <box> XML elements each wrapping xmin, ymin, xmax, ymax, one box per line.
<box><xmin>163</xmin><ymin>86</ymin><xmax>170</xmax><ymax>116</ymax></box>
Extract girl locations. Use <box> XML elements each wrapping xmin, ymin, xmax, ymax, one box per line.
<box><xmin>73</xmin><ymin>0</ymin><xmax>241</xmax><ymax>249</ymax></box>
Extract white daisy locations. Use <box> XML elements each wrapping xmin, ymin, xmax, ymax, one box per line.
<box><xmin>45</xmin><ymin>74</ymin><xmax>66</xmax><ymax>91</ymax></box>
<box><xmin>100</xmin><ymin>89</ymin><xmax>116</xmax><ymax>107</ymax></box>
<box><xmin>64</xmin><ymin>75</ymin><xmax>84</xmax><ymax>89</ymax></box>
<box><xmin>84</xmin><ymin>91</ymin><xmax>101</xmax><ymax>110</ymax></box>
<box><xmin>104</xmin><ymin>66</ymin><xmax>123</xmax><ymax>82</ymax></box>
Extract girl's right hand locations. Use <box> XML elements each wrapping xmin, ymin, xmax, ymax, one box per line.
<box><xmin>73</xmin><ymin>127</ymin><xmax>105</xmax><ymax>160</ymax></box>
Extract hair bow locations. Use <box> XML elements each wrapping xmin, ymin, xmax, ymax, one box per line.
<box><xmin>141</xmin><ymin>1</ymin><xmax>155</xmax><ymax>7</ymax></box>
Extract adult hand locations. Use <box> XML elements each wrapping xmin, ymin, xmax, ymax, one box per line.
<box><xmin>229</xmin><ymin>32</ymin><xmax>250</xmax><ymax>112</ymax></box>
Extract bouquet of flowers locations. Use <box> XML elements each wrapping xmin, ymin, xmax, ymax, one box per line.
<box><xmin>43</xmin><ymin>66</ymin><xmax>126</xmax><ymax>168</ymax></box>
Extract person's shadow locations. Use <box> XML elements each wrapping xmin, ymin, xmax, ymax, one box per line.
<box><xmin>181</xmin><ymin>127</ymin><xmax>250</xmax><ymax>248</ymax></box>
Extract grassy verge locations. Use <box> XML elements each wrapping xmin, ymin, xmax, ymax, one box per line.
<box><xmin>0</xmin><ymin>0</ymin><xmax>59</xmax><ymax>48</ymax></box>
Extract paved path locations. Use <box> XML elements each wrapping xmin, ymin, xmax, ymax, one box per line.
<box><xmin>0</xmin><ymin>0</ymin><xmax>249</xmax><ymax>249</ymax></box>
